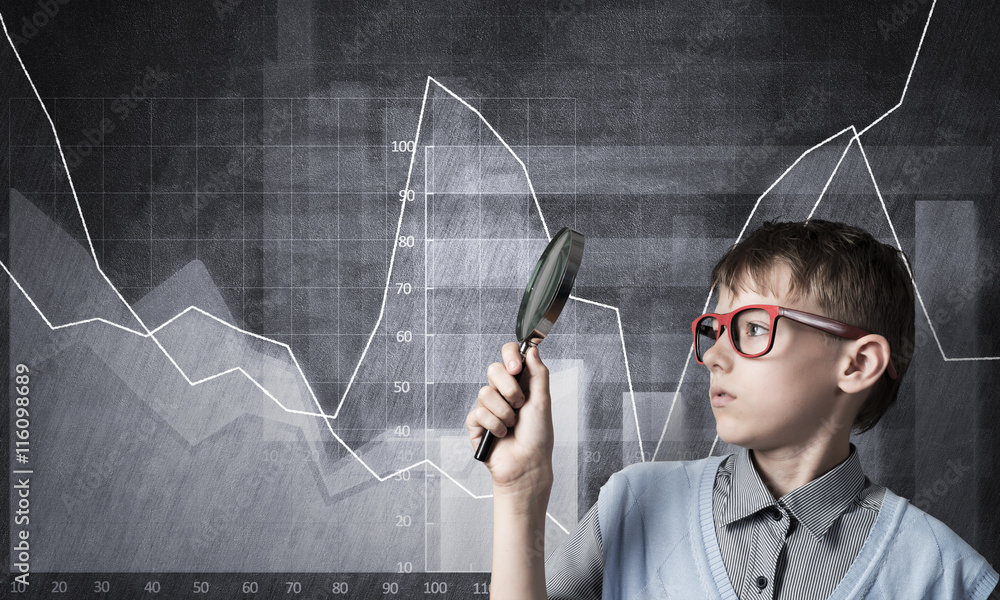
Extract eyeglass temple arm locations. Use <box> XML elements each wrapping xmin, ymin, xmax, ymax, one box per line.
<box><xmin>778</xmin><ymin>307</ymin><xmax>898</xmax><ymax>379</ymax></box>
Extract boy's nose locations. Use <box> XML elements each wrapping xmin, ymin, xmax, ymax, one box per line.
<box><xmin>701</xmin><ymin>325</ymin><xmax>733</xmax><ymax>370</ymax></box>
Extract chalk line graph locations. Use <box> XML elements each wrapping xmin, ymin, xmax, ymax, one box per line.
<box><xmin>667</xmin><ymin>0</ymin><xmax>1000</xmax><ymax>461</ymax></box>
<box><xmin>1</xmin><ymin>10</ymin><xmax>641</xmax><ymax>537</ymax></box>
<box><xmin>2</xmin><ymin>0</ymin><xmax>989</xmax><ymax>540</ymax></box>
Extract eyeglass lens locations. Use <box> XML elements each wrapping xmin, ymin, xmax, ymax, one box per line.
<box><xmin>695</xmin><ymin>308</ymin><xmax>772</xmax><ymax>361</ymax></box>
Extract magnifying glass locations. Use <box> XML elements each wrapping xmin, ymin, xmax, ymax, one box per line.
<box><xmin>474</xmin><ymin>226</ymin><xmax>585</xmax><ymax>462</ymax></box>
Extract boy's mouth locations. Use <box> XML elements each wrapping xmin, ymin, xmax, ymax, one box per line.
<box><xmin>710</xmin><ymin>386</ymin><xmax>736</xmax><ymax>407</ymax></box>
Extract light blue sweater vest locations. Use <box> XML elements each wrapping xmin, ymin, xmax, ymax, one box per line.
<box><xmin>597</xmin><ymin>455</ymin><xmax>999</xmax><ymax>599</ymax></box>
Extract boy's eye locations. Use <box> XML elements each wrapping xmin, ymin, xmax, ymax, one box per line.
<box><xmin>745</xmin><ymin>322</ymin><xmax>768</xmax><ymax>337</ymax></box>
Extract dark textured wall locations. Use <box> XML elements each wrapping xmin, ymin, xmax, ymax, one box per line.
<box><xmin>2</xmin><ymin>0</ymin><xmax>996</xmax><ymax>589</ymax></box>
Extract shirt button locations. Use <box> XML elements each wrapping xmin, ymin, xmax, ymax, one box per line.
<box><xmin>756</xmin><ymin>575</ymin><xmax>768</xmax><ymax>589</ymax></box>
<box><xmin>769</xmin><ymin>507</ymin><xmax>782</xmax><ymax>521</ymax></box>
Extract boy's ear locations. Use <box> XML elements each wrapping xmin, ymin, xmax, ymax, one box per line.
<box><xmin>839</xmin><ymin>334</ymin><xmax>892</xmax><ymax>394</ymax></box>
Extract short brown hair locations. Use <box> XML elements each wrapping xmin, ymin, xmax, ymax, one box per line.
<box><xmin>709</xmin><ymin>219</ymin><xmax>915</xmax><ymax>434</ymax></box>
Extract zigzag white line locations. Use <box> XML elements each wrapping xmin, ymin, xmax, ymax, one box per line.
<box><xmin>0</xmin><ymin>14</ymin><xmax>575</xmax><ymax>535</ymax></box>
<box><xmin>568</xmin><ymin>294</ymin><xmax>641</xmax><ymax>458</ymax></box>
<box><xmin>857</xmin><ymin>0</ymin><xmax>938</xmax><ymax>137</ymax></box>
<box><xmin>426</xmin><ymin>77</ymin><xmax>552</xmax><ymax>241</ymax></box>
<box><xmin>5</xmin><ymin>0</ymin><xmax>974</xmax><ymax>534</ymax></box>
<box><xmin>697</xmin><ymin>0</ymin><xmax>999</xmax><ymax>461</ymax></box>
<box><xmin>331</xmin><ymin>76</ymin><xmax>431</xmax><ymax>418</ymax></box>
<box><xmin>0</xmin><ymin>6</ymin><xmax>369</xmax><ymax>481</ymax></box>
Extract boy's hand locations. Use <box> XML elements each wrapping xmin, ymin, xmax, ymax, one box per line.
<box><xmin>465</xmin><ymin>342</ymin><xmax>554</xmax><ymax>495</ymax></box>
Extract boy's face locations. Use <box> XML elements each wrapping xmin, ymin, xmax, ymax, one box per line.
<box><xmin>702</xmin><ymin>263</ymin><xmax>848</xmax><ymax>451</ymax></box>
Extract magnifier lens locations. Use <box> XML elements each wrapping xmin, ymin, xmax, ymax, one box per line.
<box><xmin>517</xmin><ymin>233</ymin><xmax>572</xmax><ymax>341</ymax></box>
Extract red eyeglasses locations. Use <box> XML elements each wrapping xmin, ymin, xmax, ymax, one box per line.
<box><xmin>691</xmin><ymin>304</ymin><xmax>898</xmax><ymax>379</ymax></box>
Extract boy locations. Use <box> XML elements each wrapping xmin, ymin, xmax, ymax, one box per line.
<box><xmin>466</xmin><ymin>219</ymin><xmax>999</xmax><ymax>599</ymax></box>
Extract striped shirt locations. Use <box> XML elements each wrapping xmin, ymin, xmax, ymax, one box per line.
<box><xmin>545</xmin><ymin>442</ymin><xmax>885</xmax><ymax>600</ymax></box>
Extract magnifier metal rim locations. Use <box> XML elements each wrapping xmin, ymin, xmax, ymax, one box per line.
<box><xmin>516</xmin><ymin>226</ymin><xmax>585</xmax><ymax>345</ymax></box>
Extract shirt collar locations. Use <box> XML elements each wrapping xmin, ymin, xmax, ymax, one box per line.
<box><xmin>719</xmin><ymin>442</ymin><xmax>868</xmax><ymax>542</ymax></box>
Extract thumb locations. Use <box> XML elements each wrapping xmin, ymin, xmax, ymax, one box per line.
<box><xmin>523</xmin><ymin>346</ymin><xmax>550</xmax><ymax>401</ymax></box>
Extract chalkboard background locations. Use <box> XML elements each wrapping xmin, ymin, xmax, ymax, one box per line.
<box><xmin>2</xmin><ymin>0</ymin><xmax>997</xmax><ymax>596</ymax></box>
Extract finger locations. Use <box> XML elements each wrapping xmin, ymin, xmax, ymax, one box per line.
<box><xmin>467</xmin><ymin>405</ymin><xmax>508</xmax><ymax>440</ymax></box>
<box><xmin>466</xmin><ymin>407</ymin><xmax>488</xmax><ymax>447</ymax></box>
<box><xmin>466</xmin><ymin>409</ymin><xmax>486</xmax><ymax>450</ymax></box>
<box><xmin>501</xmin><ymin>342</ymin><xmax>522</xmax><ymax>375</ymax></box>
<box><xmin>523</xmin><ymin>346</ymin><xmax>550</xmax><ymax>399</ymax></box>
<box><xmin>487</xmin><ymin>362</ymin><xmax>525</xmax><ymax>409</ymax></box>
<box><xmin>477</xmin><ymin>384</ymin><xmax>518</xmax><ymax>428</ymax></box>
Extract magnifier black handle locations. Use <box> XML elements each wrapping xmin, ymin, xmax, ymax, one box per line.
<box><xmin>474</xmin><ymin>342</ymin><xmax>530</xmax><ymax>462</ymax></box>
